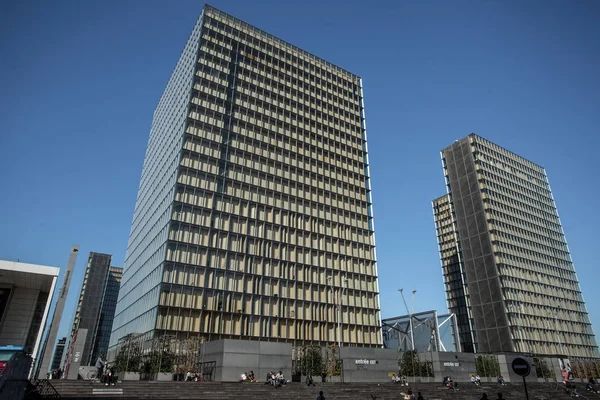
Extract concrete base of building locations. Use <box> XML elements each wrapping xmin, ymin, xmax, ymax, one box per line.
<box><xmin>202</xmin><ymin>339</ymin><xmax>292</xmax><ymax>382</ymax></box>
<box><xmin>129</xmin><ymin>338</ymin><xmax>573</xmax><ymax>384</ymax></box>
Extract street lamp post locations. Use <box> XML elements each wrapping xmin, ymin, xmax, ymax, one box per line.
<box><xmin>399</xmin><ymin>288</ymin><xmax>417</xmax><ymax>351</ymax></box>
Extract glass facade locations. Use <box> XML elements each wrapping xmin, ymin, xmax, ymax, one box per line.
<box><xmin>66</xmin><ymin>253</ymin><xmax>122</xmax><ymax>367</ymax></box>
<box><xmin>110</xmin><ymin>5</ymin><xmax>380</xmax><ymax>352</ymax></box>
<box><xmin>69</xmin><ymin>252</ymin><xmax>112</xmax><ymax>366</ymax></box>
<box><xmin>433</xmin><ymin>194</ymin><xmax>475</xmax><ymax>353</ymax></box>
<box><xmin>92</xmin><ymin>267</ymin><xmax>122</xmax><ymax>362</ymax></box>
<box><xmin>51</xmin><ymin>337</ymin><xmax>66</xmax><ymax>371</ymax></box>
<box><xmin>433</xmin><ymin>133</ymin><xmax>599</xmax><ymax>358</ymax></box>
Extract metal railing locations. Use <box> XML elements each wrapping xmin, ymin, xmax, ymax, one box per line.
<box><xmin>26</xmin><ymin>379</ymin><xmax>62</xmax><ymax>399</ymax></box>
<box><xmin>550</xmin><ymin>380</ymin><xmax>589</xmax><ymax>400</ymax></box>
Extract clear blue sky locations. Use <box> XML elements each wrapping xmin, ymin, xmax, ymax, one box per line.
<box><xmin>1</xmin><ymin>0</ymin><xmax>599</xmax><ymax>345</ymax></box>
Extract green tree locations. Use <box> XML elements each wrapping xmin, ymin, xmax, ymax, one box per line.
<box><xmin>399</xmin><ymin>351</ymin><xmax>420</xmax><ymax>377</ymax></box>
<box><xmin>142</xmin><ymin>349</ymin><xmax>175</xmax><ymax>374</ymax></box>
<box><xmin>297</xmin><ymin>346</ymin><xmax>323</xmax><ymax>377</ymax></box>
<box><xmin>533</xmin><ymin>357</ymin><xmax>554</xmax><ymax>379</ymax></box>
<box><xmin>114</xmin><ymin>339</ymin><xmax>141</xmax><ymax>373</ymax></box>
<box><xmin>475</xmin><ymin>355</ymin><xmax>500</xmax><ymax>377</ymax></box>
<box><xmin>325</xmin><ymin>344</ymin><xmax>341</xmax><ymax>376</ymax></box>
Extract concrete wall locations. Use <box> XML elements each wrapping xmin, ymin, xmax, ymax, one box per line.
<box><xmin>497</xmin><ymin>354</ymin><xmax>534</xmax><ymax>383</ymax></box>
<box><xmin>0</xmin><ymin>288</ymin><xmax>39</xmax><ymax>347</ymax></box>
<box><xmin>202</xmin><ymin>339</ymin><xmax>292</xmax><ymax>382</ymax></box>
<box><xmin>340</xmin><ymin>347</ymin><xmax>398</xmax><ymax>382</ymax></box>
<box><xmin>427</xmin><ymin>351</ymin><xmax>476</xmax><ymax>382</ymax></box>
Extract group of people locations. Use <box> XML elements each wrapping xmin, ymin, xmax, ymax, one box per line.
<box><xmin>95</xmin><ymin>354</ymin><xmax>117</xmax><ymax>386</ymax></box>
<box><xmin>239</xmin><ymin>371</ymin><xmax>257</xmax><ymax>382</ymax></box>
<box><xmin>265</xmin><ymin>370</ymin><xmax>288</xmax><ymax>387</ymax></box>
<box><xmin>442</xmin><ymin>376</ymin><xmax>458</xmax><ymax>390</ymax></box>
<box><xmin>400</xmin><ymin>388</ymin><xmax>424</xmax><ymax>400</ymax></box>
<box><xmin>391</xmin><ymin>373</ymin><xmax>408</xmax><ymax>386</ymax></box>
<box><xmin>470</xmin><ymin>374</ymin><xmax>481</xmax><ymax>385</ymax></box>
<box><xmin>185</xmin><ymin>372</ymin><xmax>205</xmax><ymax>382</ymax></box>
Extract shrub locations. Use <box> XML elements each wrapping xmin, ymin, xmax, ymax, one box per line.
<box><xmin>475</xmin><ymin>355</ymin><xmax>500</xmax><ymax>377</ymax></box>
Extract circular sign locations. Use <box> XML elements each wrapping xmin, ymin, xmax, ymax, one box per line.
<box><xmin>511</xmin><ymin>357</ymin><xmax>531</xmax><ymax>377</ymax></box>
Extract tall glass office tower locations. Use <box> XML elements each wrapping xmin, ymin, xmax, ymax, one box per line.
<box><xmin>64</xmin><ymin>253</ymin><xmax>122</xmax><ymax>375</ymax></box>
<box><xmin>433</xmin><ymin>134</ymin><xmax>599</xmax><ymax>358</ymax></box>
<box><xmin>109</xmin><ymin>5</ymin><xmax>380</xmax><ymax>352</ymax></box>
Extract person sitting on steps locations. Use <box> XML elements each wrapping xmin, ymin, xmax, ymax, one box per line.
<box><xmin>306</xmin><ymin>374</ymin><xmax>315</xmax><ymax>386</ymax></box>
<box><xmin>587</xmin><ymin>377</ymin><xmax>598</xmax><ymax>393</ymax></box>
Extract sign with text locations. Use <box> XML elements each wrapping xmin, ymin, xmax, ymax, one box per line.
<box><xmin>355</xmin><ymin>359</ymin><xmax>378</xmax><ymax>365</ymax></box>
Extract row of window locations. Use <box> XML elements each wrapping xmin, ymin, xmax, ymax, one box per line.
<box><xmin>181</xmin><ymin>150</ymin><xmax>368</xmax><ymax>214</ymax></box>
<box><xmin>174</xmin><ymin>182</ymin><xmax>372</xmax><ymax>238</ymax></box>
<box><xmin>495</xmin><ymin>251</ymin><xmax>575</xmax><ymax>281</ymax></box>
<box><xmin>163</xmin><ymin>259</ymin><xmax>376</xmax><ymax>292</ymax></box>
<box><xmin>493</xmin><ymin>230</ymin><xmax>569</xmax><ymax>261</ymax></box>
<box><xmin>234</xmin><ymin>61</ymin><xmax>362</xmax><ymax>131</ymax></box>
<box><xmin>167</xmin><ymin>224</ymin><xmax>375</xmax><ymax>271</ymax></box>
<box><xmin>199</xmin><ymin>35</ymin><xmax>358</xmax><ymax>109</ymax></box>
<box><xmin>232</xmin><ymin>71</ymin><xmax>364</xmax><ymax>146</ymax></box>
<box><xmin>490</xmin><ymin>219</ymin><xmax>567</xmax><ymax>249</ymax></box>
<box><xmin>184</xmin><ymin>137</ymin><xmax>367</xmax><ymax>202</ymax></box>
<box><xmin>487</xmin><ymin>204</ymin><xmax>561</xmax><ymax>240</ymax></box>
<box><xmin>197</xmin><ymin>49</ymin><xmax>362</xmax><ymax>134</ymax></box>
<box><xmin>169</xmin><ymin>219</ymin><xmax>374</xmax><ymax>261</ymax></box>
<box><xmin>176</xmin><ymin>167</ymin><xmax>371</xmax><ymax>231</ymax></box>
<box><xmin>498</xmin><ymin>265</ymin><xmax>581</xmax><ymax>299</ymax></box>
<box><xmin>155</xmin><ymin>305</ymin><xmax>380</xmax><ymax>345</ymax></box>
<box><xmin>188</xmin><ymin>100</ymin><xmax>366</xmax><ymax>171</ymax></box>
<box><xmin>471</xmin><ymin>136</ymin><xmax>546</xmax><ymax>180</ymax></box>
<box><xmin>204</xmin><ymin>24</ymin><xmax>359</xmax><ymax>98</ymax></box>
<box><xmin>232</xmin><ymin>80</ymin><xmax>361</xmax><ymax>145</ymax></box>
<box><xmin>173</xmin><ymin>202</ymin><xmax>373</xmax><ymax>247</ymax></box>
<box><xmin>158</xmin><ymin>278</ymin><xmax>379</xmax><ymax>316</ymax></box>
<box><xmin>236</xmin><ymin>59</ymin><xmax>360</xmax><ymax>126</ymax></box>
<box><xmin>230</xmin><ymin>116</ymin><xmax>366</xmax><ymax>179</ymax></box>
<box><xmin>184</xmin><ymin>130</ymin><xmax>367</xmax><ymax>191</ymax></box>
<box><xmin>480</xmin><ymin>171</ymin><xmax>556</xmax><ymax>214</ymax></box>
<box><xmin>167</xmin><ymin>242</ymin><xmax>376</xmax><ymax>280</ymax></box>
<box><xmin>475</xmin><ymin>156</ymin><xmax>549</xmax><ymax>195</ymax></box>
<box><xmin>203</xmin><ymin>13</ymin><xmax>359</xmax><ymax>90</ymax></box>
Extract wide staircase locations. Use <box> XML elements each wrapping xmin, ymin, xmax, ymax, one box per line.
<box><xmin>45</xmin><ymin>380</ymin><xmax>598</xmax><ymax>400</ymax></box>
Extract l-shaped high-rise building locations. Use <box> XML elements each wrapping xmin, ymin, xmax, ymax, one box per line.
<box><xmin>433</xmin><ymin>133</ymin><xmax>599</xmax><ymax>358</ymax></box>
<box><xmin>109</xmin><ymin>5</ymin><xmax>380</xmax><ymax>353</ymax></box>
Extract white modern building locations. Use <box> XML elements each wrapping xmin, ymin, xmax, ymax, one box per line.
<box><xmin>0</xmin><ymin>260</ymin><xmax>59</xmax><ymax>364</ymax></box>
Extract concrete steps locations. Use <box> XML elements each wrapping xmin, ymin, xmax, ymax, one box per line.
<box><xmin>47</xmin><ymin>380</ymin><xmax>589</xmax><ymax>400</ymax></box>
